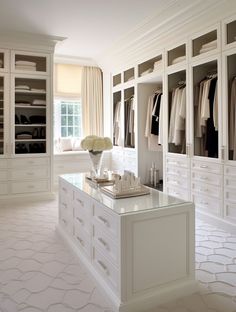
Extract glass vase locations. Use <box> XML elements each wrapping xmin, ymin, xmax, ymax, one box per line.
<box><xmin>89</xmin><ymin>151</ymin><xmax>103</xmax><ymax>178</ymax></box>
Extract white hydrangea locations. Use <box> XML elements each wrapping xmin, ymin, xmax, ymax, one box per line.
<box><xmin>80</xmin><ymin>135</ymin><xmax>113</xmax><ymax>152</ymax></box>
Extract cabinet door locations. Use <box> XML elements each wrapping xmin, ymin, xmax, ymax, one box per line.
<box><xmin>0</xmin><ymin>73</ymin><xmax>9</xmax><ymax>157</ymax></box>
<box><xmin>0</xmin><ymin>49</ymin><xmax>10</xmax><ymax>73</ymax></box>
<box><xmin>12</xmin><ymin>74</ymin><xmax>49</xmax><ymax>156</ymax></box>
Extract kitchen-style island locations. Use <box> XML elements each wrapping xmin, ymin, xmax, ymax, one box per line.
<box><xmin>57</xmin><ymin>173</ymin><xmax>197</xmax><ymax>312</ymax></box>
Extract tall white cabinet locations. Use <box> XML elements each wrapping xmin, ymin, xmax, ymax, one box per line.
<box><xmin>0</xmin><ymin>34</ymin><xmax>62</xmax><ymax>198</ymax></box>
<box><xmin>109</xmin><ymin>12</ymin><xmax>236</xmax><ymax>230</ymax></box>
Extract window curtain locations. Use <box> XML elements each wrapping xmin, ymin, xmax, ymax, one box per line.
<box><xmin>81</xmin><ymin>66</ymin><xmax>103</xmax><ymax>136</ymax></box>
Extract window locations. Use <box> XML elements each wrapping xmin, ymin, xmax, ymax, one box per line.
<box><xmin>54</xmin><ymin>98</ymin><xmax>82</xmax><ymax>139</ymax></box>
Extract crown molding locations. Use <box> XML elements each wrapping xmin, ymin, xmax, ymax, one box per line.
<box><xmin>97</xmin><ymin>0</ymin><xmax>230</xmax><ymax>70</ymax></box>
<box><xmin>0</xmin><ymin>31</ymin><xmax>66</xmax><ymax>52</ymax></box>
<box><xmin>54</xmin><ymin>54</ymin><xmax>97</xmax><ymax>66</ymax></box>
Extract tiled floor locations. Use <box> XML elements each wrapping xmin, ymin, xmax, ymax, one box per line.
<box><xmin>0</xmin><ymin>198</ymin><xmax>236</xmax><ymax>312</ymax></box>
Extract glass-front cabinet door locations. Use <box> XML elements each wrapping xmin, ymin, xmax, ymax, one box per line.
<box><xmin>0</xmin><ymin>74</ymin><xmax>8</xmax><ymax>156</ymax></box>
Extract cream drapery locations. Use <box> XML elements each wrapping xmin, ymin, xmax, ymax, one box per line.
<box><xmin>81</xmin><ymin>66</ymin><xmax>103</xmax><ymax>136</ymax></box>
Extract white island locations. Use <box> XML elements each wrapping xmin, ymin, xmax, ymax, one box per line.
<box><xmin>57</xmin><ymin>173</ymin><xmax>196</xmax><ymax>312</ymax></box>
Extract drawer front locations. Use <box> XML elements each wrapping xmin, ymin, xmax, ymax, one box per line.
<box><xmin>224</xmin><ymin>202</ymin><xmax>236</xmax><ymax>221</ymax></box>
<box><xmin>11</xmin><ymin>180</ymin><xmax>49</xmax><ymax>194</ymax></box>
<box><xmin>8</xmin><ymin>157</ymin><xmax>49</xmax><ymax>168</ymax></box>
<box><xmin>166</xmin><ymin>156</ymin><xmax>189</xmax><ymax>169</ymax></box>
<box><xmin>74</xmin><ymin>226</ymin><xmax>91</xmax><ymax>258</ymax></box>
<box><xmin>225</xmin><ymin>176</ymin><xmax>236</xmax><ymax>189</ymax></box>
<box><xmin>225</xmin><ymin>165</ymin><xmax>236</xmax><ymax>178</ymax></box>
<box><xmin>192</xmin><ymin>160</ymin><xmax>222</xmax><ymax>174</ymax></box>
<box><xmin>0</xmin><ymin>159</ymin><xmax>8</xmax><ymax>169</ymax></box>
<box><xmin>192</xmin><ymin>170</ymin><xmax>222</xmax><ymax>187</ymax></box>
<box><xmin>0</xmin><ymin>170</ymin><xmax>8</xmax><ymax>181</ymax></box>
<box><xmin>59</xmin><ymin>179</ymin><xmax>73</xmax><ymax>204</ymax></box>
<box><xmin>0</xmin><ymin>182</ymin><xmax>8</xmax><ymax>195</ymax></box>
<box><xmin>166</xmin><ymin>166</ymin><xmax>189</xmax><ymax>179</ymax></box>
<box><xmin>192</xmin><ymin>182</ymin><xmax>222</xmax><ymax>199</ymax></box>
<box><xmin>59</xmin><ymin>209</ymin><xmax>73</xmax><ymax>235</ymax></box>
<box><xmin>93</xmin><ymin>202</ymin><xmax>118</xmax><ymax>239</ymax></box>
<box><xmin>93</xmin><ymin>247</ymin><xmax>118</xmax><ymax>292</ymax></box>
<box><xmin>166</xmin><ymin>185</ymin><xmax>189</xmax><ymax>201</ymax></box>
<box><xmin>166</xmin><ymin>174</ymin><xmax>189</xmax><ymax>189</ymax></box>
<box><xmin>93</xmin><ymin>225</ymin><xmax>118</xmax><ymax>266</ymax></box>
<box><xmin>74</xmin><ymin>209</ymin><xmax>90</xmax><ymax>235</ymax></box>
<box><xmin>74</xmin><ymin>190</ymin><xmax>91</xmax><ymax>217</ymax></box>
<box><xmin>10</xmin><ymin>167</ymin><xmax>49</xmax><ymax>180</ymax></box>
<box><xmin>225</xmin><ymin>189</ymin><xmax>236</xmax><ymax>203</ymax></box>
<box><xmin>59</xmin><ymin>200</ymin><xmax>73</xmax><ymax>220</ymax></box>
<box><xmin>193</xmin><ymin>193</ymin><xmax>221</xmax><ymax>216</ymax></box>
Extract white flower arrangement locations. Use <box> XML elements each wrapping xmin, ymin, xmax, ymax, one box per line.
<box><xmin>80</xmin><ymin>135</ymin><xmax>113</xmax><ymax>153</ymax></box>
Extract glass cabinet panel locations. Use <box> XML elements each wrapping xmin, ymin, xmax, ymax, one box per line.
<box><xmin>227</xmin><ymin>53</ymin><xmax>236</xmax><ymax>160</ymax></box>
<box><xmin>227</xmin><ymin>20</ymin><xmax>236</xmax><ymax>45</ymax></box>
<box><xmin>168</xmin><ymin>70</ymin><xmax>186</xmax><ymax>154</ymax></box>
<box><xmin>0</xmin><ymin>77</ymin><xmax>4</xmax><ymax>155</ymax></box>
<box><xmin>124</xmin><ymin>87</ymin><xmax>135</xmax><ymax>148</ymax></box>
<box><xmin>192</xmin><ymin>60</ymin><xmax>218</xmax><ymax>158</ymax></box>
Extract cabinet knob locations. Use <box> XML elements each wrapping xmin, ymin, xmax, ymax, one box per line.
<box><xmin>98</xmin><ymin>237</ymin><xmax>109</xmax><ymax>249</ymax></box>
<box><xmin>76</xmin><ymin>236</ymin><xmax>84</xmax><ymax>246</ymax></box>
<box><xmin>98</xmin><ymin>216</ymin><xmax>109</xmax><ymax>227</ymax></box>
<box><xmin>76</xmin><ymin>217</ymin><xmax>84</xmax><ymax>225</ymax></box>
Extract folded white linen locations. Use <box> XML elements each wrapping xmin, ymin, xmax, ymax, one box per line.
<box><xmin>31</xmin><ymin>88</ymin><xmax>46</xmax><ymax>93</ymax></box>
<box><xmin>172</xmin><ymin>55</ymin><xmax>186</xmax><ymax>65</ymax></box>
<box><xmin>199</xmin><ymin>45</ymin><xmax>216</xmax><ymax>54</ymax></box>
<box><xmin>15</xmin><ymin>65</ymin><xmax>36</xmax><ymax>71</ymax></box>
<box><xmin>15</xmin><ymin>60</ymin><xmax>37</xmax><ymax>66</ymax></box>
<box><xmin>15</xmin><ymin>85</ymin><xmax>30</xmax><ymax>90</ymax></box>
<box><xmin>140</xmin><ymin>68</ymin><xmax>153</xmax><ymax>76</ymax></box>
<box><xmin>201</xmin><ymin>39</ymin><xmax>217</xmax><ymax>49</ymax></box>
<box><xmin>32</xmin><ymin>99</ymin><xmax>46</xmax><ymax>106</ymax></box>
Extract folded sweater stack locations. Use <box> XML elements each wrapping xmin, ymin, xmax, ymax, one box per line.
<box><xmin>199</xmin><ymin>39</ymin><xmax>217</xmax><ymax>54</ymax></box>
<box><xmin>15</xmin><ymin>60</ymin><xmax>37</xmax><ymax>71</ymax></box>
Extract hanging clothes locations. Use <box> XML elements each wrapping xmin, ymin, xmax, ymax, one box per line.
<box><xmin>125</xmin><ymin>96</ymin><xmax>135</xmax><ymax>147</ymax></box>
<box><xmin>113</xmin><ymin>101</ymin><xmax>121</xmax><ymax>145</ymax></box>
<box><xmin>145</xmin><ymin>91</ymin><xmax>163</xmax><ymax>151</ymax></box>
<box><xmin>229</xmin><ymin>77</ymin><xmax>236</xmax><ymax>159</ymax></box>
<box><xmin>195</xmin><ymin>74</ymin><xmax>218</xmax><ymax>158</ymax></box>
<box><xmin>168</xmin><ymin>84</ymin><xmax>186</xmax><ymax>146</ymax></box>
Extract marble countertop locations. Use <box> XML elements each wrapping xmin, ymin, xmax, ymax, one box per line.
<box><xmin>60</xmin><ymin>173</ymin><xmax>190</xmax><ymax>215</ymax></box>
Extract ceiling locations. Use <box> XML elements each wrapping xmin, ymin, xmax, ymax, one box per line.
<box><xmin>0</xmin><ymin>0</ymin><xmax>172</xmax><ymax>61</ymax></box>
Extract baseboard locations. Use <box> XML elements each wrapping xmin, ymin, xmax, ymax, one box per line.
<box><xmin>196</xmin><ymin>211</ymin><xmax>236</xmax><ymax>235</ymax></box>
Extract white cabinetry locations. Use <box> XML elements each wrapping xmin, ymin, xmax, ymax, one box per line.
<box><xmin>58</xmin><ymin>173</ymin><xmax>196</xmax><ymax>312</ymax></box>
<box><xmin>0</xmin><ymin>35</ymin><xmax>61</xmax><ymax>198</ymax></box>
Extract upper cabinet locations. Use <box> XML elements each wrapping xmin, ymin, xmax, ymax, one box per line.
<box><xmin>124</xmin><ymin>67</ymin><xmax>135</xmax><ymax>83</ymax></box>
<box><xmin>0</xmin><ymin>49</ymin><xmax>9</xmax><ymax>73</ymax></box>
<box><xmin>167</xmin><ymin>43</ymin><xmax>186</xmax><ymax>68</ymax></box>
<box><xmin>191</xmin><ymin>25</ymin><xmax>219</xmax><ymax>60</ymax></box>
<box><xmin>113</xmin><ymin>73</ymin><xmax>122</xmax><ymax>88</ymax></box>
<box><xmin>138</xmin><ymin>55</ymin><xmax>162</xmax><ymax>77</ymax></box>
<box><xmin>11</xmin><ymin>51</ymin><xmax>49</xmax><ymax>75</ymax></box>
<box><xmin>222</xmin><ymin>15</ymin><xmax>236</xmax><ymax>50</ymax></box>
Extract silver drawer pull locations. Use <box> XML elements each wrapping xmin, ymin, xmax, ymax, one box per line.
<box><xmin>62</xmin><ymin>202</ymin><xmax>67</xmax><ymax>208</ymax></box>
<box><xmin>76</xmin><ymin>198</ymin><xmax>84</xmax><ymax>206</ymax></box>
<box><xmin>62</xmin><ymin>187</ymin><xmax>67</xmax><ymax>193</ymax></box>
<box><xmin>98</xmin><ymin>260</ymin><xmax>109</xmax><ymax>275</ymax></box>
<box><xmin>200</xmin><ymin>201</ymin><xmax>208</xmax><ymax>206</ymax></box>
<box><xmin>98</xmin><ymin>216</ymin><xmax>109</xmax><ymax>226</ymax></box>
<box><xmin>98</xmin><ymin>237</ymin><xmax>108</xmax><ymax>249</ymax></box>
<box><xmin>26</xmin><ymin>172</ymin><xmax>34</xmax><ymax>176</ymax></box>
<box><xmin>199</xmin><ymin>188</ymin><xmax>208</xmax><ymax>192</ymax></box>
<box><xmin>76</xmin><ymin>236</ymin><xmax>84</xmax><ymax>246</ymax></box>
<box><xmin>76</xmin><ymin>217</ymin><xmax>84</xmax><ymax>225</ymax></box>
<box><xmin>199</xmin><ymin>176</ymin><xmax>207</xmax><ymax>180</ymax></box>
<box><xmin>28</xmin><ymin>185</ymin><xmax>35</xmax><ymax>189</ymax></box>
<box><xmin>200</xmin><ymin>165</ymin><xmax>208</xmax><ymax>169</ymax></box>
<box><xmin>62</xmin><ymin>218</ymin><xmax>67</xmax><ymax>225</ymax></box>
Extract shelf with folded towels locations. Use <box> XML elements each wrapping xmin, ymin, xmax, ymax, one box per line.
<box><xmin>192</xmin><ymin>29</ymin><xmax>217</xmax><ymax>57</ymax></box>
<box><xmin>167</xmin><ymin>44</ymin><xmax>186</xmax><ymax>66</ymax></box>
<box><xmin>13</xmin><ymin>53</ymin><xmax>47</xmax><ymax>73</ymax></box>
<box><xmin>138</xmin><ymin>55</ymin><xmax>162</xmax><ymax>77</ymax></box>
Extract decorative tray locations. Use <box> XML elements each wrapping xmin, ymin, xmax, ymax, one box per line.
<box><xmin>85</xmin><ymin>176</ymin><xmax>114</xmax><ymax>187</ymax></box>
<box><xmin>100</xmin><ymin>185</ymin><xmax>150</xmax><ymax>199</ymax></box>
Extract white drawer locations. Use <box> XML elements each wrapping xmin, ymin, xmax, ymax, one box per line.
<box><xmin>0</xmin><ymin>170</ymin><xmax>8</xmax><ymax>181</ymax></box>
<box><xmin>93</xmin><ymin>202</ymin><xmax>118</xmax><ymax>240</ymax></box>
<box><xmin>74</xmin><ymin>209</ymin><xmax>90</xmax><ymax>235</ymax></box>
<box><xmin>59</xmin><ymin>209</ymin><xmax>73</xmax><ymax>235</ymax></box>
<box><xmin>166</xmin><ymin>174</ymin><xmax>189</xmax><ymax>189</ymax></box>
<box><xmin>192</xmin><ymin>160</ymin><xmax>222</xmax><ymax>174</ymax></box>
<box><xmin>225</xmin><ymin>165</ymin><xmax>236</xmax><ymax>178</ymax></box>
<box><xmin>8</xmin><ymin>157</ymin><xmax>49</xmax><ymax>168</ymax></box>
<box><xmin>192</xmin><ymin>182</ymin><xmax>222</xmax><ymax>199</ymax></box>
<box><xmin>166</xmin><ymin>156</ymin><xmax>189</xmax><ymax>169</ymax></box>
<box><xmin>59</xmin><ymin>200</ymin><xmax>73</xmax><ymax>220</ymax></box>
<box><xmin>166</xmin><ymin>166</ymin><xmax>189</xmax><ymax>179</ymax></box>
<box><xmin>0</xmin><ymin>159</ymin><xmax>8</xmax><ymax>169</ymax></box>
<box><xmin>224</xmin><ymin>202</ymin><xmax>236</xmax><ymax>221</ymax></box>
<box><xmin>93</xmin><ymin>224</ymin><xmax>118</xmax><ymax>266</ymax></box>
<box><xmin>193</xmin><ymin>193</ymin><xmax>221</xmax><ymax>216</ymax></box>
<box><xmin>59</xmin><ymin>179</ymin><xmax>73</xmax><ymax>204</ymax></box>
<box><xmin>9</xmin><ymin>167</ymin><xmax>49</xmax><ymax>181</ymax></box>
<box><xmin>74</xmin><ymin>226</ymin><xmax>91</xmax><ymax>258</ymax></box>
<box><xmin>166</xmin><ymin>185</ymin><xmax>189</xmax><ymax>201</ymax></box>
<box><xmin>11</xmin><ymin>180</ymin><xmax>49</xmax><ymax>194</ymax></box>
<box><xmin>74</xmin><ymin>190</ymin><xmax>91</xmax><ymax>217</ymax></box>
<box><xmin>192</xmin><ymin>170</ymin><xmax>222</xmax><ymax>187</ymax></box>
<box><xmin>225</xmin><ymin>176</ymin><xmax>236</xmax><ymax>189</ymax></box>
<box><xmin>93</xmin><ymin>247</ymin><xmax>118</xmax><ymax>292</ymax></box>
<box><xmin>0</xmin><ymin>182</ymin><xmax>8</xmax><ymax>195</ymax></box>
<box><xmin>225</xmin><ymin>189</ymin><xmax>236</xmax><ymax>203</ymax></box>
